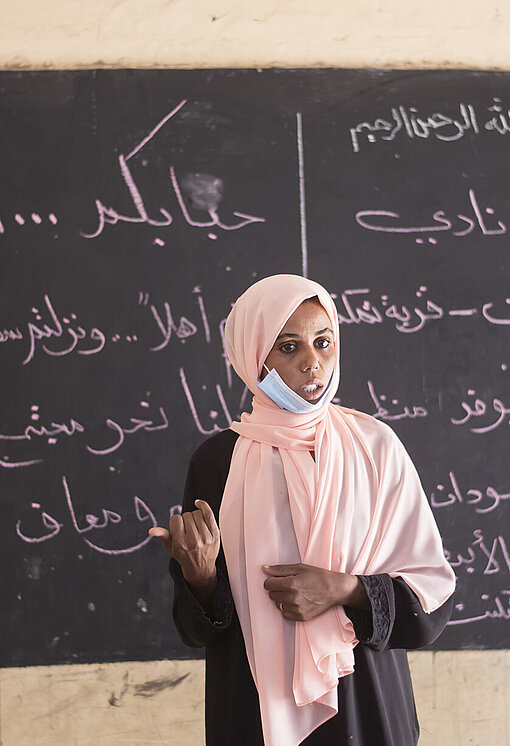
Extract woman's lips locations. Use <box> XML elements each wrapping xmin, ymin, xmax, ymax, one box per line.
<box><xmin>299</xmin><ymin>380</ymin><xmax>324</xmax><ymax>401</ymax></box>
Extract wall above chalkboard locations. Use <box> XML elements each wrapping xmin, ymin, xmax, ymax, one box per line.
<box><xmin>1</xmin><ymin>69</ymin><xmax>509</xmax><ymax>667</ymax></box>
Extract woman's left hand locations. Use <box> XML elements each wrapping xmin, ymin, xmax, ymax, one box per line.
<box><xmin>262</xmin><ymin>563</ymin><xmax>369</xmax><ymax>621</ymax></box>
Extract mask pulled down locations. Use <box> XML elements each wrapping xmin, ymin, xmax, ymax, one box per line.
<box><xmin>257</xmin><ymin>364</ymin><xmax>336</xmax><ymax>414</ymax></box>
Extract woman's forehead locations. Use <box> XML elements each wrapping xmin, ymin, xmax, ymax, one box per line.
<box><xmin>279</xmin><ymin>299</ymin><xmax>332</xmax><ymax>333</ymax></box>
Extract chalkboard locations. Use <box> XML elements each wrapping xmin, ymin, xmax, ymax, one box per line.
<box><xmin>1</xmin><ymin>69</ymin><xmax>509</xmax><ymax>667</ymax></box>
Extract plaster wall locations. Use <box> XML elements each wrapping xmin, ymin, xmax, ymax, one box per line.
<box><xmin>1</xmin><ymin>0</ymin><xmax>510</xmax><ymax>70</ymax></box>
<box><xmin>1</xmin><ymin>653</ymin><xmax>509</xmax><ymax>745</ymax></box>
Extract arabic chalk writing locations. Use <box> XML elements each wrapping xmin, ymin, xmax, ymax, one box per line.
<box><xmin>3</xmin><ymin>288</ymin><xmax>217</xmax><ymax>365</ymax></box>
<box><xmin>86</xmin><ymin>406</ymin><xmax>169</xmax><ymax>456</ymax></box>
<box><xmin>148</xmin><ymin>301</ymin><xmax>197</xmax><ymax>351</ymax></box>
<box><xmin>335</xmin><ymin>287</ymin><xmax>444</xmax><ymax>332</ymax></box>
<box><xmin>349</xmin><ymin>98</ymin><xmax>510</xmax><ymax>152</ymax></box>
<box><xmin>445</xmin><ymin>529</ymin><xmax>510</xmax><ymax>576</ymax></box>
<box><xmin>81</xmin><ymin>102</ymin><xmax>266</xmax><ymax>241</ymax></box>
<box><xmin>0</xmin><ymin>412</ymin><xmax>84</xmax><ymax>443</ymax></box>
<box><xmin>16</xmin><ymin>475</ymin><xmax>159</xmax><ymax>555</ymax></box>
<box><xmin>3</xmin><ymin>373</ymin><xmax>509</xmax><ymax>470</ymax></box>
<box><xmin>16</xmin><ymin>502</ymin><xmax>64</xmax><ymax>543</ymax></box>
<box><xmin>450</xmin><ymin>389</ymin><xmax>510</xmax><ymax>433</ymax></box>
<box><xmin>431</xmin><ymin>471</ymin><xmax>510</xmax><ymax>513</ymax></box>
<box><xmin>0</xmin><ymin>400</ymin><xmax>170</xmax><ymax>466</ymax></box>
<box><xmin>334</xmin><ymin>287</ymin><xmax>510</xmax><ymax>332</ymax></box>
<box><xmin>179</xmin><ymin>367</ymin><xmax>232</xmax><ymax>436</ymax></box>
<box><xmin>355</xmin><ymin>188</ymin><xmax>507</xmax><ymax>243</ymax></box>
<box><xmin>448</xmin><ymin>590</ymin><xmax>510</xmax><ymax>625</ymax></box>
<box><xmin>367</xmin><ymin>380</ymin><xmax>428</xmax><ymax>421</ymax></box>
<box><xmin>4</xmin><ymin>285</ymin><xmax>508</xmax><ymax>371</ymax></box>
<box><xmin>22</xmin><ymin>295</ymin><xmax>106</xmax><ymax>365</ymax></box>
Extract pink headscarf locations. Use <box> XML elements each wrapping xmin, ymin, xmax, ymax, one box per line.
<box><xmin>219</xmin><ymin>275</ymin><xmax>455</xmax><ymax>746</ymax></box>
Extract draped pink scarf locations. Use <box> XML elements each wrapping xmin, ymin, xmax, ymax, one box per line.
<box><xmin>219</xmin><ymin>275</ymin><xmax>455</xmax><ymax>746</ymax></box>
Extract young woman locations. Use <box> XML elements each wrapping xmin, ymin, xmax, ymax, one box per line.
<box><xmin>150</xmin><ymin>274</ymin><xmax>455</xmax><ymax>746</ymax></box>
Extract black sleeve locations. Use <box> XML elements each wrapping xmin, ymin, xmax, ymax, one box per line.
<box><xmin>170</xmin><ymin>558</ymin><xmax>233</xmax><ymax>648</ymax></box>
<box><xmin>169</xmin><ymin>433</ymin><xmax>237</xmax><ymax>648</ymax></box>
<box><xmin>345</xmin><ymin>574</ymin><xmax>454</xmax><ymax>652</ymax></box>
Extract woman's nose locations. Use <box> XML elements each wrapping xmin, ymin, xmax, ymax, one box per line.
<box><xmin>300</xmin><ymin>349</ymin><xmax>320</xmax><ymax>372</ymax></box>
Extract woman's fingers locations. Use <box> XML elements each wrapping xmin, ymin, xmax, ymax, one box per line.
<box><xmin>262</xmin><ymin>563</ymin><xmax>303</xmax><ymax>576</ymax></box>
<box><xmin>261</xmin><ymin>563</ymin><xmax>344</xmax><ymax>621</ymax></box>
<box><xmin>148</xmin><ymin>526</ymin><xmax>169</xmax><ymax>539</ymax></box>
<box><xmin>182</xmin><ymin>510</ymin><xmax>200</xmax><ymax>538</ymax></box>
<box><xmin>148</xmin><ymin>526</ymin><xmax>173</xmax><ymax>553</ymax></box>
<box><xmin>263</xmin><ymin>575</ymin><xmax>292</xmax><ymax>591</ymax></box>
<box><xmin>167</xmin><ymin>502</ymin><xmax>220</xmax><ymax>557</ymax></box>
<box><xmin>151</xmin><ymin>502</ymin><xmax>220</xmax><ymax>577</ymax></box>
<box><xmin>262</xmin><ymin>564</ymin><xmax>302</xmax><ymax>591</ymax></box>
<box><xmin>194</xmin><ymin>500</ymin><xmax>220</xmax><ymax>538</ymax></box>
<box><xmin>266</xmin><ymin>589</ymin><xmax>287</xmax><ymax>604</ymax></box>
<box><xmin>169</xmin><ymin>513</ymin><xmax>185</xmax><ymax>543</ymax></box>
<box><xmin>180</xmin><ymin>502</ymin><xmax>219</xmax><ymax>543</ymax></box>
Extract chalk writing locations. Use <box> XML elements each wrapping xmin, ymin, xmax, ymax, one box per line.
<box><xmin>431</xmin><ymin>471</ymin><xmax>510</xmax><ymax>513</ymax></box>
<box><xmin>86</xmin><ymin>407</ymin><xmax>169</xmax><ymax>456</ymax></box>
<box><xmin>450</xmin><ymin>388</ymin><xmax>510</xmax><ymax>433</ymax></box>
<box><xmin>355</xmin><ymin>188</ymin><xmax>507</xmax><ymax>244</ymax></box>
<box><xmin>81</xmin><ymin>101</ymin><xmax>266</xmax><ymax>240</ymax></box>
<box><xmin>0</xmin><ymin>400</ymin><xmax>169</xmax><ymax>466</ymax></box>
<box><xmin>4</xmin><ymin>374</ymin><xmax>509</xmax><ymax>469</ymax></box>
<box><xmin>18</xmin><ymin>295</ymin><xmax>106</xmax><ymax>365</ymax></box>
<box><xmin>3</xmin><ymin>285</ymin><xmax>507</xmax><ymax>371</ymax></box>
<box><xmin>349</xmin><ymin>98</ymin><xmax>510</xmax><ymax>152</ymax></box>
<box><xmin>2</xmin><ymin>289</ymin><xmax>215</xmax><ymax>365</ymax></box>
<box><xmin>448</xmin><ymin>590</ymin><xmax>510</xmax><ymax>625</ymax></box>
<box><xmin>179</xmin><ymin>367</ymin><xmax>232</xmax><ymax>436</ymax></box>
<box><xmin>0</xmin><ymin>212</ymin><xmax>58</xmax><ymax>237</ymax></box>
<box><xmin>350</xmin><ymin>103</ymin><xmax>478</xmax><ymax>152</ymax></box>
<box><xmin>334</xmin><ymin>287</ymin><xmax>510</xmax><ymax>332</ymax></box>
<box><xmin>148</xmin><ymin>301</ymin><xmax>197</xmax><ymax>351</ymax></box>
<box><xmin>367</xmin><ymin>380</ymin><xmax>428</xmax><ymax>420</ymax></box>
<box><xmin>15</xmin><ymin>475</ymin><xmax>169</xmax><ymax>555</ymax></box>
<box><xmin>445</xmin><ymin>529</ymin><xmax>510</xmax><ymax>576</ymax></box>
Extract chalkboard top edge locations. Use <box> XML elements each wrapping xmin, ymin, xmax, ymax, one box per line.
<box><xmin>0</xmin><ymin>65</ymin><xmax>509</xmax><ymax>75</ymax></box>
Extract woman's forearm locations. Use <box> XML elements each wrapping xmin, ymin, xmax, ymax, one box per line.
<box><xmin>185</xmin><ymin>568</ymin><xmax>218</xmax><ymax>610</ymax></box>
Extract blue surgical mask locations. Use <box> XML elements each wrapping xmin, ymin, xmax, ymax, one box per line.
<box><xmin>257</xmin><ymin>364</ymin><xmax>336</xmax><ymax>413</ymax></box>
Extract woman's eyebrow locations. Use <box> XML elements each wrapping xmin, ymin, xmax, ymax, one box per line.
<box><xmin>276</xmin><ymin>327</ymin><xmax>333</xmax><ymax>340</ymax></box>
<box><xmin>276</xmin><ymin>332</ymin><xmax>300</xmax><ymax>340</ymax></box>
<box><xmin>316</xmin><ymin>327</ymin><xmax>334</xmax><ymax>336</ymax></box>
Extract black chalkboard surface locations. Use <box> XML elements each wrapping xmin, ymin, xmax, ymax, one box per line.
<box><xmin>1</xmin><ymin>69</ymin><xmax>509</xmax><ymax>667</ymax></box>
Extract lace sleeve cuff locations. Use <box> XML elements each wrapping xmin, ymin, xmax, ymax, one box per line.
<box><xmin>345</xmin><ymin>574</ymin><xmax>395</xmax><ymax>651</ymax></box>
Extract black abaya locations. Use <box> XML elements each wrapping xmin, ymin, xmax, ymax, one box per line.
<box><xmin>170</xmin><ymin>429</ymin><xmax>453</xmax><ymax>746</ymax></box>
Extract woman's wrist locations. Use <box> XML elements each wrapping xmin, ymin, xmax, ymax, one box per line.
<box><xmin>333</xmin><ymin>572</ymin><xmax>371</xmax><ymax>611</ymax></box>
<box><xmin>184</xmin><ymin>567</ymin><xmax>218</xmax><ymax>607</ymax></box>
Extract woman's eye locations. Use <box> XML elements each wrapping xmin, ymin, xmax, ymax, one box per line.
<box><xmin>316</xmin><ymin>338</ymin><xmax>330</xmax><ymax>349</ymax></box>
<box><xmin>280</xmin><ymin>343</ymin><xmax>296</xmax><ymax>353</ymax></box>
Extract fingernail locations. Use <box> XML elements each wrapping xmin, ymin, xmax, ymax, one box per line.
<box><xmin>194</xmin><ymin>499</ymin><xmax>200</xmax><ymax>505</ymax></box>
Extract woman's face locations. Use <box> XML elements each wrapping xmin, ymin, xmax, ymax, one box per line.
<box><xmin>262</xmin><ymin>299</ymin><xmax>337</xmax><ymax>404</ymax></box>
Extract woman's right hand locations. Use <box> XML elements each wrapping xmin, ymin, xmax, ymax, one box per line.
<box><xmin>149</xmin><ymin>500</ymin><xmax>220</xmax><ymax>594</ymax></box>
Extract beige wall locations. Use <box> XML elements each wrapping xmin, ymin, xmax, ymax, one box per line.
<box><xmin>2</xmin><ymin>1</ymin><xmax>509</xmax><ymax>744</ymax></box>
<box><xmin>2</xmin><ymin>653</ymin><xmax>509</xmax><ymax>746</ymax></box>
<box><xmin>1</xmin><ymin>0</ymin><xmax>510</xmax><ymax>70</ymax></box>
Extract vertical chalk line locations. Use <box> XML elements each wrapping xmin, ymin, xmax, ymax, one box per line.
<box><xmin>296</xmin><ymin>112</ymin><xmax>308</xmax><ymax>279</ymax></box>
